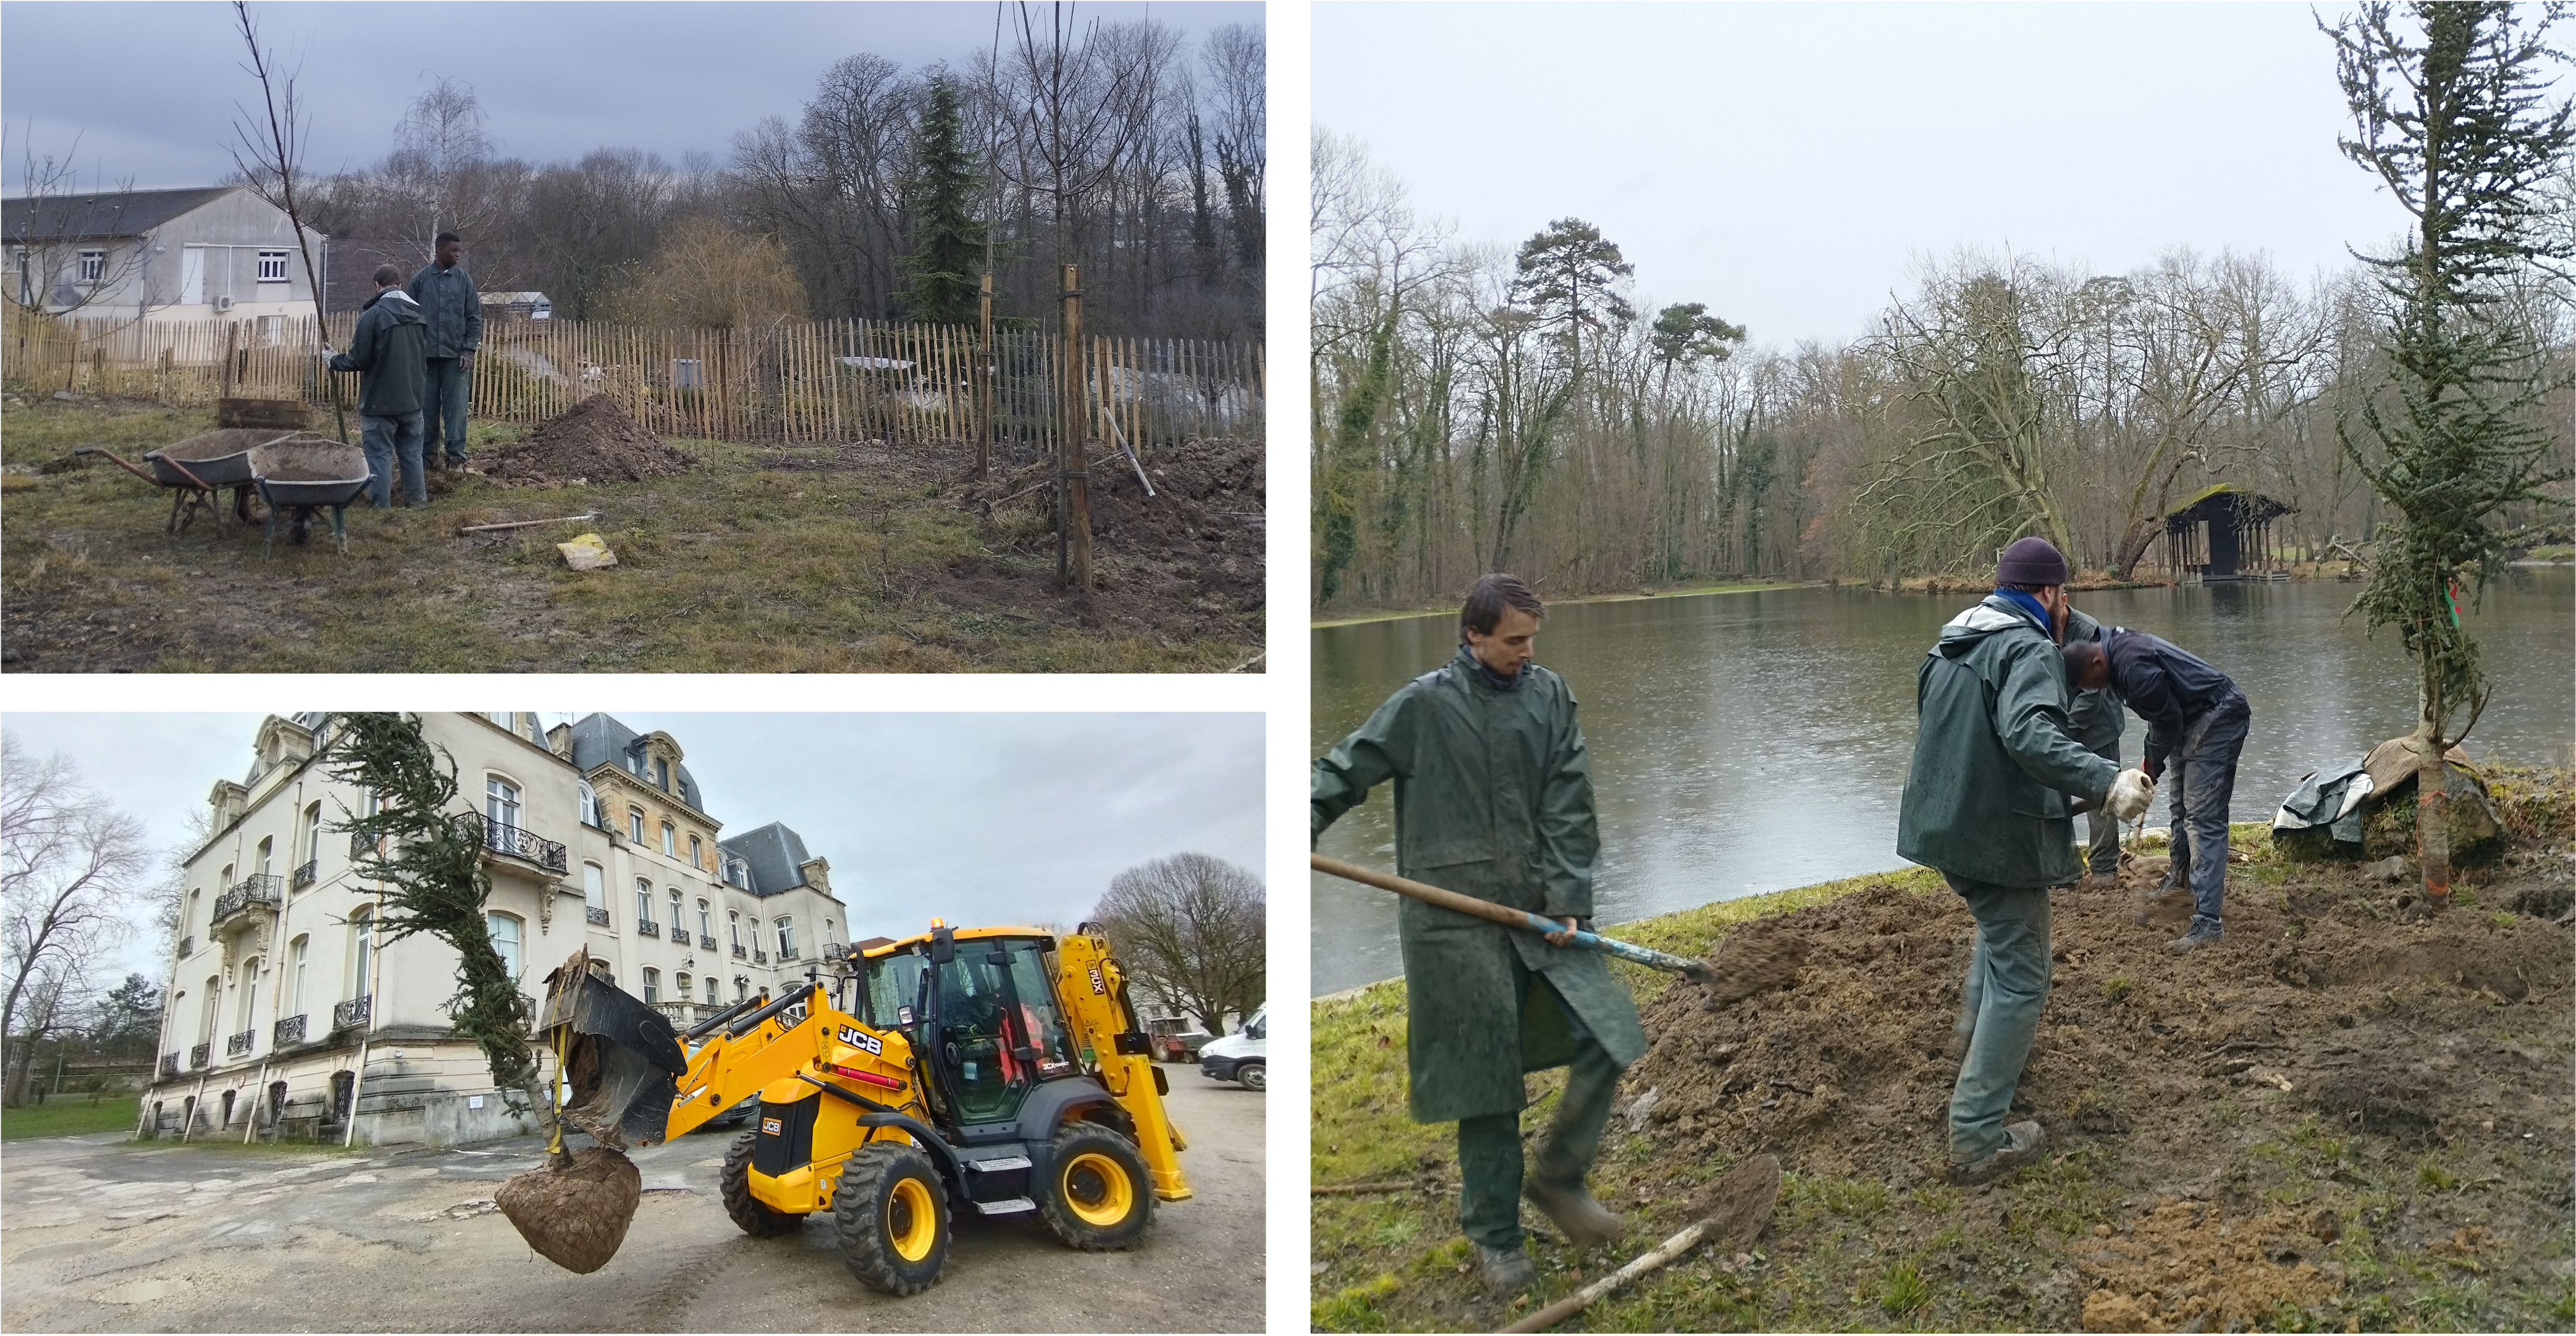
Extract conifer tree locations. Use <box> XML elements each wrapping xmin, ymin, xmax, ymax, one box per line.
<box><xmin>896</xmin><ymin>74</ymin><xmax>989</xmax><ymax>326</ymax></box>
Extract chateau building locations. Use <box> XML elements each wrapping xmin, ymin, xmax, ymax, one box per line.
<box><xmin>140</xmin><ymin>712</ymin><xmax>848</xmax><ymax>1147</ymax></box>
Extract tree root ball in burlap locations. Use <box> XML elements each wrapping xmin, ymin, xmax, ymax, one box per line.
<box><xmin>496</xmin><ymin>1146</ymin><xmax>642</xmax><ymax>1274</ymax></box>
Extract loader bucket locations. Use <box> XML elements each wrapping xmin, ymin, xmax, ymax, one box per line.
<box><xmin>539</xmin><ymin>952</ymin><xmax>684</xmax><ymax>1150</ymax></box>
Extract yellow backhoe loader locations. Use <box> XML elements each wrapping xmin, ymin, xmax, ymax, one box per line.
<box><xmin>534</xmin><ymin>919</ymin><xmax>1191</xmax><ymax>1295</ymax></box>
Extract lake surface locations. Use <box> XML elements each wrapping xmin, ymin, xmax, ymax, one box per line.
<box><xmin>1311</xmin><ymin>570</ymin><xmax>2575</xmax><ymax>995</ymax></box>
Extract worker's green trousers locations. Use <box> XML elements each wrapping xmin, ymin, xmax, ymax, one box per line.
<box><xmin>1947</xmin><ymin>875</ymin><xmax>2053</xmax><ymax>1163</ymax></box>
<box><xmin>1456</xmin><ymin>970</ymin><xmax>1625</xmax><ymax>1252</ymax></box>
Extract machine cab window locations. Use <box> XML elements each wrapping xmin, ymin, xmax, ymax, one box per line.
<box><xmin>859</xmin><ymin>934</ymin><xmax>1075</xmax><ymax>1127</ymax></box>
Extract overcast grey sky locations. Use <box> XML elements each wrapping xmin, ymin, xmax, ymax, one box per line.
<box><xmin>3</xmin><ymin>712</ymin><xmax>1261</xmax><ymax>985</ymax></box>
<box><xmin>2</xmin><ymin>1</ymin><xmax>1261</xmax><ymax>190</ymax></box>
<box><xmin>1315</xmin><ymin>1</ymin><xmax>2459</xmax><ymax>348</ymax></box>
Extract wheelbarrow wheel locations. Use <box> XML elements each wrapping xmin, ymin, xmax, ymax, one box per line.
<box><xmin>289</xmin><ymin>505</ymin><xmax>314</xmax><ymax>546</ymax></box>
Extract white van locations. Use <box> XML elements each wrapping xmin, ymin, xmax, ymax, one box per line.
<box><xmin>1196</xmin><ymin>1006</ymin><xmax>1265</xmax><ymax>1091</ymax></box>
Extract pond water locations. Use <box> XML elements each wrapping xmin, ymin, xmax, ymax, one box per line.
<box><xmin>1310</xmin><ymin>570</ymin><xmax>2574</xmax><ymax>995</ymax></box>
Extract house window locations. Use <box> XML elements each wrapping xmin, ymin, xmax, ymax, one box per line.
<box><xmin>668</xmin><ymin>888</ymin><xmax>681</xmax><ymax>930</ymax></box>
<box><xmin>203</xmin><ymin>976</ymin><xmax>222</xmax><ymax>1041</ymax></box>
<box><xmin>236</xmin><ymin>957</ymin><xmax>261</xmax><ymax>1030</ymax></box>
<box><xmin>303</xmin><ymin>802</ymin><xmax>324</xmax><ymax>865</ymax></box>
<box><xmin>697</xmin><ymin>900</ymin><xmax>711</xmax><ymax>939</ymax></box>
<box><xmin>688</xmin><ymin>836</ymin><xmax>702</xmax><ymax>868</ymax></box>
<box><xmin>775</xmin><ymin>916</ymin><xmax>795</xmax><ymax>957</ymax></box>
<box><xmin>654</xmin><ymin>758</ymin><xmax>669</xmax><ymax>791</ymax></box>
<box><xmin>728</xmin><ymin>911</ymin><xmax>741</xmax><ymax>950</ymax></box>
<box><xmin>255</xmin><ymin>836</ymin><xmax>274</xmax><ymax>876</ymax></box>
<box><xmin>577</xmin><ymin>782</ymin><xmax>599</xmax><ymax>828</ymax></box>
<box><xmin>78</xmin><ymin>249</ymin><xmax>104</xmax><ymax>283</ymax></box>
<box><xmin>628</xmin><ymin>809</ymin><xmax>644</xmax><ymax>844</ymax></box>
<box><xmin>736</xmin><ymin>978</ymin><xmax>750</xmax><ymax>1003</ymax></box>
<box><xmin>289</xmin><ymin>935</ymin><xmax>309</xmax><ymax>1014</ymax></box>
<box><xmin>257</xmin><ymin>250</ymin><xmax>289</xmax><ymax>282</ymax></box>
<box><xmin>487</xmin><ymin>912</ymin><xmax>522</xmax><ymax>982</ymax></box>
<box><xmin>486</xmin><ymin>710</ymin><xmax>512</xmax><ymax>731</ymax></box>
<box><xmin>582</xmin><ymin>863</ymin><xmax>605</xmax><ymax>914</ymax></box>
<box><xmin>350</xmin><ymin>906</ymin><xmax>374</xmax><ymax>998</ymax></box>
<box><xmin>660</xmin><ymin>823</ymin><xmax>675</xmax><ymax>857</ymax></box>
<box><xmin>635</xmin><ymin>879</ymin><xmax>654</xmax><ymax>929</ymax></box>
<box><xmin>676</xmin><ymin>972</ymin><xmax>691</xmax><ymax>998</ymax></box>
<box><xmin>641</xmin><ymin>968</ymin><xmax>660</xmax><ymax>1005</ymax></box>
<box><xmin>486</xmin><ymin>777</ymin><xmax>520</xmax><ymax>833</ymax></box>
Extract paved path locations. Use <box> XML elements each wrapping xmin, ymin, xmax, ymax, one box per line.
<box><xmin>1</xmin><ymin>1070</ymin><xmax>1263</xmax><ymax>1332</ymax></box>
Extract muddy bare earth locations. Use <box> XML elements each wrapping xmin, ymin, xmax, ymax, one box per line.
<box><xmin>946</xmin><ymin>436</ymin><xmax>1265</xmax><ymax>654</ymax></box>
<box><xmin>1618</xmin><ymin>805</ymin><xmax>2574</xmax><ymax>1331</ymax></box>
<box><xmin>478</xmin><ymin>395</ymin><xmax>697</xmax><ymax>485</ymax></box>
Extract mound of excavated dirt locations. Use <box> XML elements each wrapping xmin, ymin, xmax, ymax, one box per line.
<box><xmin>1622</xmin><ymin>836</ymin><xmax>2574</xmax><ymax>1196</ymax></box>
<box><xmin>479</xmin><ymin>395</ymin><xmax>696</xmax><ymax>485</ymax></box>
<box><xmin>495</xmin><ymin>1145</ymin><xmax>642</xmax><ymax>1274</ymax></box>
<box><xmin>948</xmin><ymin>437</ymin><xmax>1263</xmax><ymax>645</ymax></box>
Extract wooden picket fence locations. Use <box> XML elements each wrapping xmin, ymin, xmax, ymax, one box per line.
<box><xmin>1</xmin><ymin>307</ymin><xmax>1263</xmax><ymax>458</ymax></box>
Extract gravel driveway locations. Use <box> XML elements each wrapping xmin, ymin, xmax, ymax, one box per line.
<box><xmin>1</xmin><ymin>1069</ymin><xmax>1263</xmax><ymax>1332</ymax></box>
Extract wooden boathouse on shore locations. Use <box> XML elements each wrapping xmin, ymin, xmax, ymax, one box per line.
<box><xmin>2160</xmin><ymin>484</ymin><xmax>2296</xmax><ymax>583</ymax></box>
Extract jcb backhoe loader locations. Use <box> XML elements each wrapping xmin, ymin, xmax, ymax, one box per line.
<box><xmin>534</xmin><ymin>920</ymin><xmax>1191</xmax><ymax>1295</ymax></box>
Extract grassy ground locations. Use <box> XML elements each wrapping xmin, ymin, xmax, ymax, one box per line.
<box><xmin>1313</xmin><ymin>820</ymin><xmax>2576</xmax><ymax>1332</ymax></box>
<box><xmin>1312</xmin><ymin>579</ymin><xmax>1811</xmax><ymax>629</ymax></box>
<box><xmin>0</xmin><ymin>1098</ymin><xmax>141</xmax><ymax>1141</ymax></box>
<box><xmin>1</xmin><ymin>395</ymin><xmax>1255</xmax><ymax>671</ymax></box>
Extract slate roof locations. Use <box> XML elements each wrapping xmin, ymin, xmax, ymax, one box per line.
<box><xmin>2</xmin><ymin>187</ymin><xmax>244</xmax><ymax>242</ymax></box>
<box><xmin>718</xmin><ymin>822</ymin><xmax>813</xmax><ymax>899</ymax></box>
<box><xmin>566</xmin><ymin>713</ymin><xmax>707</xmax><ymax>813</ymax></box>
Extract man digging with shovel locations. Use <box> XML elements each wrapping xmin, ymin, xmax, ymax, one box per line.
<box><xmin>1898</xmin><ymin>539</ymin><xmax>2158</xmax><ymax>1186</ymax></box>
<box><xmin>1313</xmin><ymin>573</ymin><xmax>1648</xmax><ymax>1298</ymax></box>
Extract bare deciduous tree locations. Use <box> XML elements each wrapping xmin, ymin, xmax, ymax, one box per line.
<box><xmin>1088</xmin><ymin>852</ymin><xmax>1262</xmax><ymax>1038</ymax></box>
<box><xmin>2</xmin><ymin>736</ymin><xmax>149</xmax><ymax>1106</ymax></box>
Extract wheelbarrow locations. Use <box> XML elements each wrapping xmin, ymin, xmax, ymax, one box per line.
<box><xmin>75</xmin><ymin>429</ymin><xmax>303</xmax><ymax>534</ymax></box>
<box><xmin>249</xmin><ymin>438</ymin><xmax>370</xmax><ymax>557</ymax></box>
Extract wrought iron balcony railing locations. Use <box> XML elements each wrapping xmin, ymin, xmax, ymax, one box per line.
<box><xmin>190</xmin><ymin>1041</ymin><xmax>211</xmax><ymax>1068</ymax></box>
<box><xmin>273</xmin><ymin>1014</ymin><xmax>307</xmax><ymax>1045</ymax></box>
<box><xmin>161</xmin><ymin>1053</ymin><xmax>180</xmax><ymax>1080</ymax></box>
<box><xmin>699</xmin><ymin>934</ymin><xmax>717</xmax><ymax>951</ymax></box>
<box><xmin>227</xmin><ymin>1029</ymin><xmax>255</xmax><ymax>1057</ymax></box>
<box><xmin>731</xmin><ymin>943</ymin><xmax>746</xmax><ymax>959</ymax></box>
<box><xmin>753</xmin><ymin>950</ymin><xmax>768</xmax><ymax>965</ymax></box>
<box><xmin>177</xmin><ymin>935</ymin><xmax>194</xmax><ymax>959</ymax></box>
<box><xmin>585</xmin><ymin>905</ymin><xmax>611</xmax><ymax>926</ymax></box>
<box><xmin>292</xmin><ymin>859</ymin><xmax>318</xmax><ymax>890</ymax></box>
<box><xmin>333</xmin><ymin>994</ymin><xmax>372</xmax><ymax>1030</ymax></box>
<box><xmin>212</xmin><ymin>875</ymin><xmax>283</xmax><ymax>928</ymax></box>
<box><xmin>457</xmin><ymin>813</ymin><xmax>569</xmax><ymax>874</ymax></box>
<box><xmin>636</xmin><ymin>919</ymin><xmax>660</xmax><ymax>938</ymax></box>
<box><xmin>667</xmin><ymin>924</ymin><xmax>689</xmax><ymax>944</ymax></box>
<box><xmin>778</xmin><ymin>946</ymin><xmax>800</xmax><ymax>962</ymax></box>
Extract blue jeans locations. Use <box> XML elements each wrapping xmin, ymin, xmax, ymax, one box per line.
<box><xmin>423</xmin><ymin>356</ymin><xmax>471</xmax><ymax>463</ymax></box>
<box><xmin>1948</xmin><ymin>875</ymin><xmax>2051</xmax><ymax>1162</ymax></box>
<box><xmin>360</xmin><ymin>411</ymin><xmax>426</xmax><ymax>506</ymax></box>
<box><xmin>1456</xmin><ymin>964</ymin><xmax>1622</xmax><ymax>1251</ymax></box>
<box><xmin>2162</xmin><ymin>693</ymin><xmax>2251</xmax><ymax>931</ymax></box>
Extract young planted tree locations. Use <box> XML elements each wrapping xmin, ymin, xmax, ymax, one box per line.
<box><xmin>2324</xmin><ymin>1</ymin><xmax>2574</xmax><ymax>908</ymax></box>
<box><xmin>225</xmin><ymin>0</ymin><xmax>346</xmax><ymax>443</ymax></box>
<box><xmin>898</xmin><ymin>73</ymin><xmax>991</xmax><ymax>326</ymax></box>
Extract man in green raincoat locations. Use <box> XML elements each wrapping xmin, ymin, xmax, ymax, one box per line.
<box><xmin>1313</xmin><ymin>573</ymin><xmax>1647</xmax><ymax>1296</ymax></box>
<box><xmin>1898</xmin><ymin>537</ymin><xmax>2156</xmax><ymax>1185</ymax></box>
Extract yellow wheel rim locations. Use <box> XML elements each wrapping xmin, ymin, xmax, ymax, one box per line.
<box><xmin>886</xmin><ymin>1175</ymin><xmax>937</xmax><ymax>1262</ymax></box>
<box><xmin>1060</xmin><ymin>1151</ymin><xmax>1135</xmax><ymax>1228</ymax></box>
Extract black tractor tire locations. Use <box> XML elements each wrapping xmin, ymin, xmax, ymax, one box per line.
<box><xmin>1235</xmin><ymin>1061</ymin><xmax>1266</xmax><ymax>1092</ymax></box>
<box><xmin>721</xmin><ymin>1130</ymin><xmax>804</xmax><ymax>1237</ymax></box>
<box><xmin>834</xmin><ymin>1142</ymin><xmax>950</xmax><ymax>1296</ymax></box>
<box><xmin>1034</xmin><ymin>1121</ymin><xmax>1155</xmax><ymax>1251</ymax></box>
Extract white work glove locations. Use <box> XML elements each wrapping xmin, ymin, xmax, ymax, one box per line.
<box><xmin>2105</xmin><ymin>768</ymin><xmax>2157</xmax><ymax>822</ymax></box>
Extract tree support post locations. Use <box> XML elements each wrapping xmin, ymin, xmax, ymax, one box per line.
<box><xmin>1057</xmin><ymin>264</ymin><xmax>1092</xmax><ymax>590</ymax></box>
<box><xmin>976</xmin><ymin>271</ymin><xmax>993</xmax><ymax>481</ymax></box>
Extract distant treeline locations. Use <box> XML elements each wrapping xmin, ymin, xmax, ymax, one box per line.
<box><xmin>1309</xmin><ymin>129</ymin><xmax>2574</xmax><ymax>613</ymax></box>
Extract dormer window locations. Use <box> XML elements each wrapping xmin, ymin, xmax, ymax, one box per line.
<box><xmin>654</xmin><ymin>758</ymin><xmax>670</xmax><ymax>792</ymax></box>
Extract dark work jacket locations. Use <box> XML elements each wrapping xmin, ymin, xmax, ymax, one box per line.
<box><xmin>1896</xmin><ymin>596</ymin><xmax>2121</xmax><ymax>888</ymax></box>
<box><xmin>2100</xmin><ymin>628</ymin><xmax>2241</xmax><ymax>769</ymax></box>
<box><xmin>1312</xmin><ymin>647</ymin><xmax>1648</xmax><ymax>1123</ymax></box>
<box><xmin>327</xmin><ymin>288</ymin><xmax>427</xmax><ymax>417</ymax></box>
<box><xmin>406</xmin><ymin>262</ymin><xmax>482</xmax><ymax>358</ymax></box>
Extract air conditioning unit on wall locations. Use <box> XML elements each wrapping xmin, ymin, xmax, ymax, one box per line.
<box><xmin>213</xmin><ymin>294</ymin><xmax>235</xmax><ymax>313</ymax></box>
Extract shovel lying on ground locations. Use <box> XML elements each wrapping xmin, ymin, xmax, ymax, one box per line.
<box><xmin>1311</xmin><ymin>855</ymin><xmax>1720</xmax><ymax>987</ymax></box>
<box><xmin>1501</xmin><ymin>1154</ymin><xmax>1783</xmax><ymax>1334</ymax></box>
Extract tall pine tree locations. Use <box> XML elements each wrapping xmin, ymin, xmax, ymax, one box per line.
<box><xmin>896</xmin><ymin>74</ymin><xmax>988</xmax><ymax>326</ymax></box>
<box><xmin>2324</xmin><ymin>1</ymin><xmax>2574</xmax><ymax>909</ymax></box>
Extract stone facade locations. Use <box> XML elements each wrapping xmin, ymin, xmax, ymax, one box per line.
<box><xmin>140</xmin><ymin>712</ymin><xmax>848</xmax><ymax>1148</ymax></box>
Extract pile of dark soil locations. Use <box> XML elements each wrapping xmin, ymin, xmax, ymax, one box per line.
<box><xmin>495</xmin><ymin>1145</ymin><xmax>642</xmax><ymax>1274</ymax></box>
<box><xmin>479</xmin><ymin>395</ymin><xmax>696</xmax><ymax>485</ymax></box>
<box><xmin>948</xmin><ymin>437</ymin><xmax>1263</xmax><ymax>647</ymax></box>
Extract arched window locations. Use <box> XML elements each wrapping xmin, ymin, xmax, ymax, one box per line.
<box><xmin>576</xmin><ymin>781</ymin><xmax>599</xmax><ymax>828</ymax></box>
<box><xmin>289</xmin><ymin>935</ymin><xmax>309</xmax><ymax>1015</ymax></box>
<box><xmin>676</xmin><ymin>972</ymin><xmax>692</xmax><ymax>998</ymax></box>
<box><xmin>255</xmin><ymin>838</ymin><xmax>272</xmax><ymax>876</ymax></box>
<box><xmin>660</xmin><ymin>822</ymin><xmax>676</xmax><ymax>857</ymax></box>
<box><xmin>727</xmin><ymin>910</ymin><xmax>741</xmax><ymax>951</ymax></box>
<box><xmin>302</xmin><ymin>802</ymin><xmax>323</xmax><ymax>866</ymax></box>
<box><xmin>654</xmin><ymin>758</ymin><xmax>670</xmax><ymax>791</ymax></box>
<box><xmin>641</xmin><ymin>968</ymin><xmax>660</xmax><ymax>1005</ymax></box>
<box><xmin>235</xmin><ymin>957</ymin><xmax>261</xmax><ymax>1031</ymax></box>
<box><xmin>582</xmin><ymin>863</ymin><xmax>605</xmax><ymax>917</ymax></box>
<box><xmin>351</xmin><ymin>905</ymin><xmax>374</xmax><ymax>999</ymax></box>
<box><xmin>775</xmin><ymin>916</ymin><xmax>796</xmax><ymax>957</ymax></box>
<box><xmin>487</xmin><ymin>912</ymin><xmax>523</xmax><ymax>982</ymax></box>
<box><xmin>486</xmin><ymin>777</ymin><xmax>521</xmax><ymax>833</ymax></box>
<box><xmin>628</xmin><ymin>808</ymin><xmax>644</xmax><ymax>844</ymax></box>
<box><xmin>668</xmin><ymin>888</ymin><xmax>681</xmax><ymax>933</ymax></box>
<box><xmin>696</xmin><ymin>899</ymin><xmax>711</xmax><ymax>939</ymax></box>
<box><xmin>735</xmin><ymin>977</ymin><xmax>750</xmax><ymax>1003</ymax></box>
<box><xmin>689</xmin><ymin>836</ymin><xmax>702</xmax><ymax>868</ymax></box>
<box><xmin>203</xmin><ymin>976</ymin><xmax>222</xmax><ymax>1041</ymax></box>
<box><xmin>635</xmin><ymin>878</ymin><xmax>654</xmax><ymax>931</ymax></box>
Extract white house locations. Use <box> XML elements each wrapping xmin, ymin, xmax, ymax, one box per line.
<box><xmin>2</xmin><ymin>185</ymin><xmax>328</xmax><ymax>323</ymax></box>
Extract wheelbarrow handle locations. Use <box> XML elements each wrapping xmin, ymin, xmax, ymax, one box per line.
<box><xmin>72</xmin><ymin>446</ymin><xmax>161</xmax><ymax>485</ymax></box>
<box><xmin>1311</xmin><ymin>854</ymin><xmax>1717</xmax><ymax>984</ymax></box>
